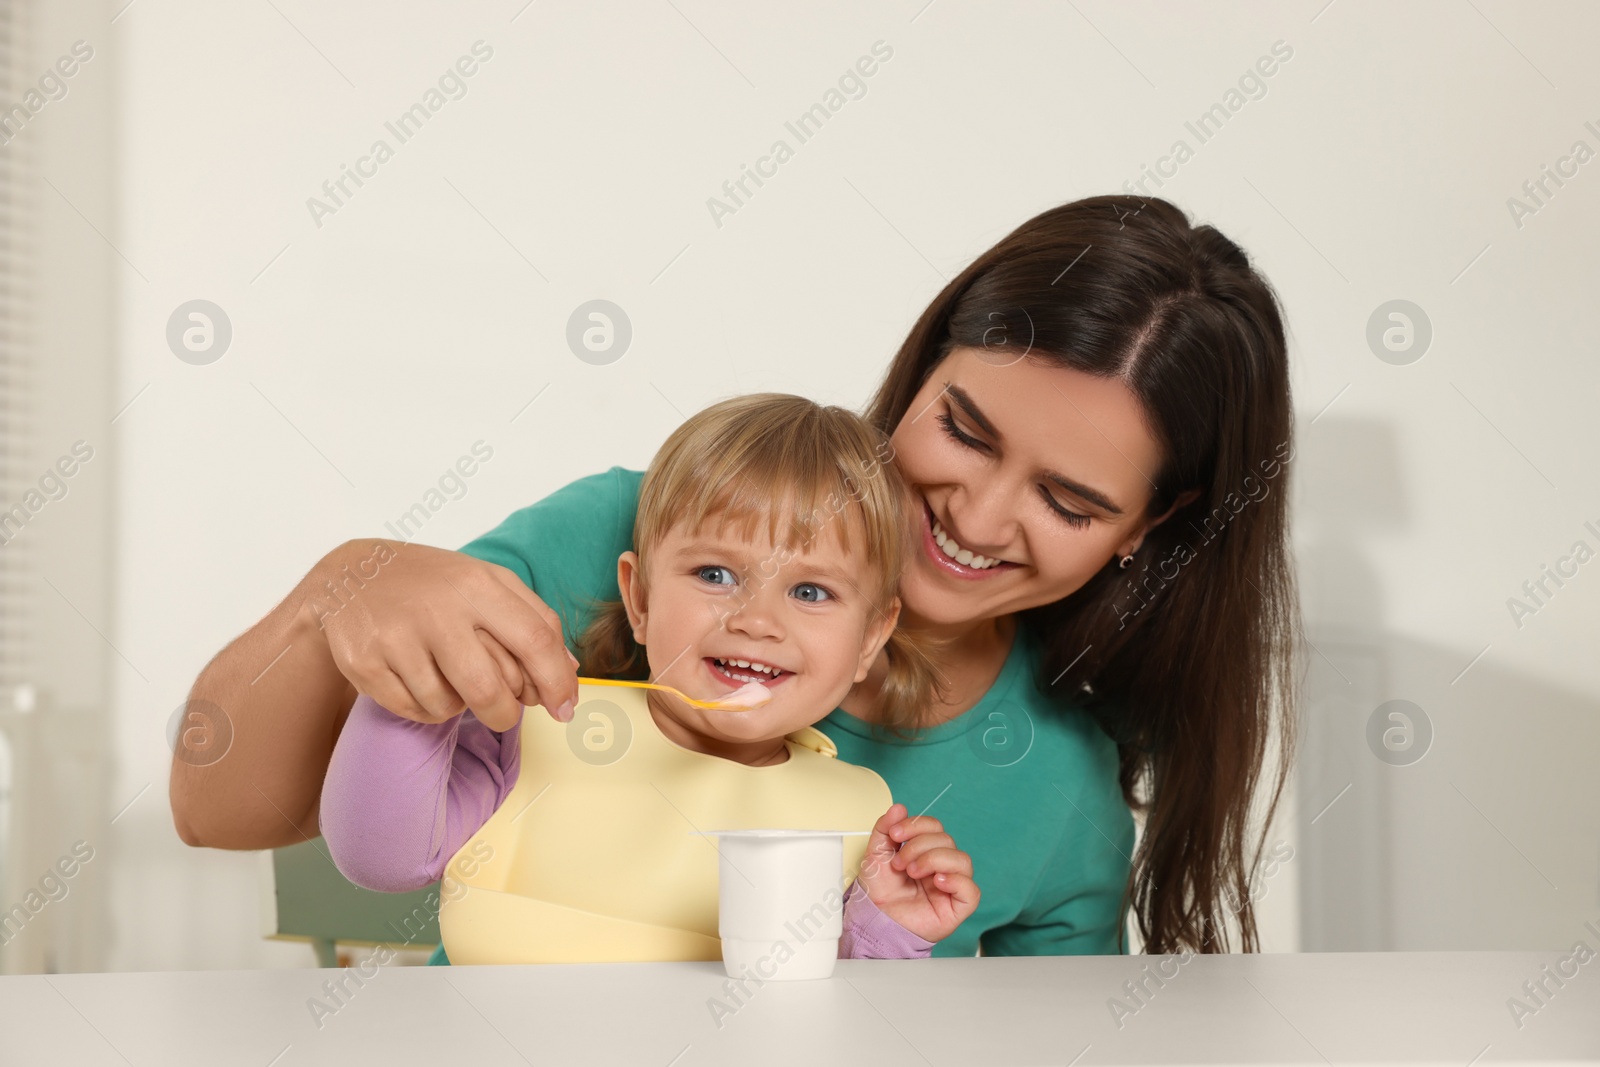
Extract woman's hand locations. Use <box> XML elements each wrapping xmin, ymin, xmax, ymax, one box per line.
<box><xmin>318</xmin><ymin>540</ymin><xmax>580</xmax><ymax>730</ymax></box>
<box><xmin>855</xmin><ymin>803</ymin><xmax>980</xmax><ymax>943</ymax></box>
<box><xmin>171</xmin><ymin>538</ymin><xmax>581</xmax><ymax>850</ymax></box>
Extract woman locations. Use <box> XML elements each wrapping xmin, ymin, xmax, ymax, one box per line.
<box><xmin>172</xmin><ymin>194</ymin><xmax>1297</xmax><ymax>955</ymax></box>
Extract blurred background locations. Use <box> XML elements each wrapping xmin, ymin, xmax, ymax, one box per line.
<box><xmin>1</xmin><ymin>0</ymin><xmax>1596</xmax><ymax>973</ymax></box>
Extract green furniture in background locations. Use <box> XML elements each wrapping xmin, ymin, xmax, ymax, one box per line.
<box><xmin>260</xmin><ymin>839</ymin><xmax>441</xmax><ymax>967</ymax></box>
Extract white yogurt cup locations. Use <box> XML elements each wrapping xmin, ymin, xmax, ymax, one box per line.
<box><xmin>694</xmin><ymin>829</ymin><xmax>869</xmax><ymax>981</ymax></box>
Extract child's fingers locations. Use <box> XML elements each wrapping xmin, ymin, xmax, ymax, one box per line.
<box><xmin>890</xmin><ymin>832</ymin><xmax>955</xmax><ymax>870</ymax></box>
<box><xmin>887</xmin><ymin>814</ymin><xmax>944</xmax><ymax>843</ymax></box>
<box><xmin>871</xmin><ymin>803</ymin><xmax>908</xmax><ymax>847</ymax></box>
<box><xmin>859</xmin><ymin>804</ymin><xmax>908</xmax><ymax>879</ymax></box>
<box><xmin>902</xmin><ymin>845</ymin><xmax>974</xmax><ymax>881</ymax></box>
<box><xmin>931</xmin><ymin>871</ymin><xmax>981</xmax><ymax>915</ymax></box>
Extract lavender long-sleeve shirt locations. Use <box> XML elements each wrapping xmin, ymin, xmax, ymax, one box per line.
<box><xmin>319</xmin><ymin>695</ymin><xmax>935</xmax><ymax>960</ymax></box>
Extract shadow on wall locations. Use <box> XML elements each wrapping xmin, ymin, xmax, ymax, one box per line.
<box><xmin>1293</xmin><ymin>417</ymin><xmax>1600</xmax><ymax>952</ymax></box>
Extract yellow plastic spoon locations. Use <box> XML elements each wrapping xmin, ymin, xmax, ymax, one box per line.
<box><xmin>576</xmin><ymin>675</ymin><xmax>774</xmax><ymax>711</ymax></box>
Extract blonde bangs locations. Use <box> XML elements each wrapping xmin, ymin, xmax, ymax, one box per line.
<box><xmin>634</xmin><ymin>394</ymin><xmax>910</xmax><ymax>600</ymax></box>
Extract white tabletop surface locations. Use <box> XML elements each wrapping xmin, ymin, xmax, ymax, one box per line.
<box><xmin>1</xmin><ymin>951</ymin><xmax>1594</xmax><ymax>1066</ymax></box>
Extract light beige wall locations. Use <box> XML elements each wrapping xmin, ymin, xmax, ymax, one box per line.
<box><xmin>21</xmin><ymin>0</ymin><xmax>1599</xmax><ymax>970</ymax></box>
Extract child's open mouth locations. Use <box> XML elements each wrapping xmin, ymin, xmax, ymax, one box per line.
<box><xmin>704</xmin><ymin>656</ymin><xmax>792</xmax><ymax>689</ymax></box>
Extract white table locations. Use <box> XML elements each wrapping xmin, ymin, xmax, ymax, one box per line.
<box><xmin>1</xmin><ymin>952</ymin><xmax>1594</xmax><ymax>1065</ymax></box>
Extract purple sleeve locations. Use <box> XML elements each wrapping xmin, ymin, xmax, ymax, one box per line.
<box><xmin>837</xmin><ymin>878</ymin><xmax>936</xmax><ymax>959</ymax></box>
<box><xmin>318</xmin><ymin>694</ymin><xmax>522</xmax><ymax>892</ymax></box>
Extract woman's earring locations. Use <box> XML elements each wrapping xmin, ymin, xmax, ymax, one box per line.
<box><xmin>1118</xmin><ymin>554</ymin><xmax>1134</xmax><ymax>570</ymax></box>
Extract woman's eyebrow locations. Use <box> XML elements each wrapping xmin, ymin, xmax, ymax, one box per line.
<box><xmin>946</xmin><ymin>383</ymin><xmax>1125</xmax><ymax>516</ymax></box>
<box><xmin>1044</xmin><ymin>472</ymin><xmax>1123</xmax><ymax>516</ymax></box>
<box><xmin>946</xmin><ymin>383</ymin><xmax>1002</xmax><ymax>439</ymax></box>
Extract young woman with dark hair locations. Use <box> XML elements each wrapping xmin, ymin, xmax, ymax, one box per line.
<box><xmin>172</xmin><ymin>194</ymin><xmax>1298</xmax><ymax>956</ymax></box>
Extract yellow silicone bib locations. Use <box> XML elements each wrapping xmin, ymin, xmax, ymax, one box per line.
<box><xmin>438</xmin><ymin>683</ymin><xmax>891</xmax><ymax>964</ymax></box>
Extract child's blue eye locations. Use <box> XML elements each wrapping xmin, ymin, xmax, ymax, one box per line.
<box><xmin>697</xmin><ymin>565</ymin><xmax>736</xmax><ymax>586</ymax></box>
<box><xmin>792</xmin><ymin>583</ymin><xmax>832</xmax><ymax>603</ymax></box>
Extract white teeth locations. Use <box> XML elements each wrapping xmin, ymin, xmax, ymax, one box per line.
<box><xmin>932</xmin><ymin>518</ymin><xmax>1002</xmax><ymax>570</ymax></box>
<box><xmin>716</xmin><ymin>657</ymin><xmax>779</xmax><ymax>676</ymax></box>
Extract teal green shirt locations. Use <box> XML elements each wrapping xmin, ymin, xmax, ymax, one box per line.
<box><xmin>431</xmin><ymin>465</ymin><xmax>1132</xmax><ymax>960</ymax></box>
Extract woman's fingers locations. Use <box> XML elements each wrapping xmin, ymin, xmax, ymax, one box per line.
<box><xmin>476</xmin><ymin>628</ymin><xmax>534</xmax><ymax>705</ymax></box>
<box><xmin>374</xmin><ymin>643</ymin><xmax>468</xmax><ymax>723</ymax></box>
<box><xmin>475</xmin><ymin>606</ymin><xmax>563</xmax><ymax>710</ymax></box>
<box><xmin>456</xmin><ymin>639</ymin><xmax>523</xmax><ymax>733</ymax></box>
<box><xmin>404</xmin><ymin>566</ymin><xmax>574</xmax><ymax>724</ymax></box>
<box><xmin>316</xmin><ymin>543</ymin><xmax>579</xmax><ymax>726</ymax></box>
<box><xmin>479</xmin><ymin>567</ymin><xmax>580</xmax><ymax>721</ymax></box>
<box><xmin>378</xmin><ymin>615</ymin><xmax>504</xmax><ymax>726</ymax></box>
<box><xmin>362</xmin><ymin>665</ymin><xmax>436</xmax><ymax>723</ymax></box>
<box><xmin>467</xmin><ymin>696</ymin><xmax>522</xmax><ymax>734</ymax></box>
<box><xmin>429</xmin><ymin>625</ymin><xmax>525</xmax><ymax>730</ymax></box>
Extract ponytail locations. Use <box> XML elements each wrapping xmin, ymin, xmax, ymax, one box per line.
<box><xmin>575</xmin><ymin>598</ymin><xmax>647</xmax><ymax>681</ymax></box>
<box><xmin>872</xmin><ymin>625</ymin><xmax>948</xmax><ymax>737</ymax></box>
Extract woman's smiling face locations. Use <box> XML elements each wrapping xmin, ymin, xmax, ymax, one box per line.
<box><xmin>889</xmin><ymin>345</ymin><xmax>1180</xmax><ymax>628</ymax></box>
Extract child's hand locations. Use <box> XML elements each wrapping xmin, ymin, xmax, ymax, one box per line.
<box><xmin>856</xmin><ymin>803</ymin><xmax>980</xmax><ymax>943</ymax></box>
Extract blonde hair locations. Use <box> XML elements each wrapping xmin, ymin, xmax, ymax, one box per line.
<box><xmin>577</xmin><ymin>392</ymin><xmax>945</xmax><ymax>735</ymax></box>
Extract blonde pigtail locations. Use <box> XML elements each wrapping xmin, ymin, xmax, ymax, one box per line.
<box><xmin>873</xmin><ymin>625</ymin><xmax>949</xmax><ymax>737</ymax></box>
<box><xmin>574</xmin><ymin>597</ymin><xmax>648</xmax><ymax>681</ymax></box>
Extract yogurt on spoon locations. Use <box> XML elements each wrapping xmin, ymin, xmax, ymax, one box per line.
<box><xmin>712</xmin><ymin>681</ymin><xmax>773</xmax><ymax>710</ymax></box>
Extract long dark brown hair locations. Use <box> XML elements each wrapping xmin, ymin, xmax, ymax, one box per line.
<box><xmin>866</xmin><ymin>195</ymin><xmax>1298</xmax><ymax>954</ymax></box>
